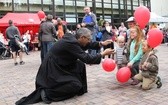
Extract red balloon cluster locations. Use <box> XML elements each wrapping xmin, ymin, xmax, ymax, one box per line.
<box><xmin>102</xmin><ymin>58</ymin><xmax>116</xmax><ymax>72</ymax></box>
<box><xmin>102</xmin><ymin>60</ymin><xmax>132</xmax><ymax>83</ymax></box>
<box><xmin>37</xmin><ymin>10</ymin><xmax>45</xmax><ymax>19</ymax></box>
<box><xmin>116</xmin><ymin>67</ymin><xmax>131</xmax><ymax>83</ymax></box>
<box><xmin>134</xmin><ymin>6</ymin><xmax>150</xmax><ymax>29</ymax></box>
<box><xmin>147</xmin><ymin>28</ymin><xmax>163</xmax><ymax>48</ymax></box>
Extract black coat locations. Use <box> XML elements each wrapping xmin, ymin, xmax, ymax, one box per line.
<box><xmin>16</xmin><ymin>33</ymin><xmax>102</xmax><ymax>105</ymax></box>
<box><xmin>101</xmin><ymin>27</ymin><xmax>113</xmax><ymax>41</ymax></box>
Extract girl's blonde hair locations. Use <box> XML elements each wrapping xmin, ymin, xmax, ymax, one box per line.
<box><xmin>128</xmin><ymin>26</ymin><xmax>145</xmax><ymax>55</ymax></box>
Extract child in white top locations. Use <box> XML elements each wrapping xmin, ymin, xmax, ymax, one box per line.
<box><xmin>115</xmin><ymin>35</ymin><xmax>126</xmax><ymax>69</ymax></box>
<box><xmin>22</xmin><ymin>30</ymin><xmax>31</xmax><ymax>52</ymax></box>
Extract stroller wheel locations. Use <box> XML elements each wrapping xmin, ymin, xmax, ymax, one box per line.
<box><xmin>1</xmin><ymin>52</ymin><xmax>6</xmax><ymax>59</ymax></box>
<box><xmin>0</xmin><ymin>48</ymin><xmax>12</xmax><ymax>60</ymax></box>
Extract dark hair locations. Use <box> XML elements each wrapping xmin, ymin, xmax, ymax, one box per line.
<box><xmin>111</xmin><ymin>23</ymin><xmax>116</xmax><ymax>29</ymax></box>
<box><xmin>102</xmin><ymin>21</ymin><xmax>110</xmax><ymax>27</ymax></box>
<box><xmin>8</xmin><ymin>20</ymin><xmax>13</xmax><ymax>25</ymax></box>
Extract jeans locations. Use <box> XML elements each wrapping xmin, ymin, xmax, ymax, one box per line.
<box><xmin>88</xmin><ymin>30</ymin><xmax>97</xmax><ymax>55</ymax></box>
<box><xmin>42</xmin><ymin>41</ymin><xmax>54</xmax><ymax>59</ymax></box>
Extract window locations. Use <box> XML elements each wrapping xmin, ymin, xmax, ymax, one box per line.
<box><xmin>14</xmin><ymin>0</ymin><xmax>28</xmax><ymax>11</ymax></box>
<box><xmin>0</xmin><ymin>0</ymin><xmax>12</xmax><ymax>11</ymax></box>
<box><xmin>66</xmin><ymin>14</ymin><xmax>78</xmax><ymax>23</ymax></box>
<box><xmin>29</xmin><ymin>0</ymin><xmax>41</xmax><ymax>11</ymax></box>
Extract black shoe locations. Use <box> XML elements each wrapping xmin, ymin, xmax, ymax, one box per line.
<box><xmin>156</xmin><ymin>76</ymin><xmax>162</xmax><ymax>88</ymax></box>
<box><xmin>77</xmin><ymin>90</ymin><xmax>87</xmax><ymax>96</ymax></box>
<box><xmin>41</xmin><ymin>90</ymin><xmax>52</xmax><ymax>104</ymax></box>
<box><xmin>14</xmin><ymin>62</ymin><xmax>18</xmax><ymax>66</ymax></box>
<box><xmin>20</xmin><ymin>61</ymin><xmax>25</xmax><ymax>65</ymax></box>
<box><xmin>25</xmin><ymin>51</ymin><xmax>29</xmax><ymax>55</ymax></box>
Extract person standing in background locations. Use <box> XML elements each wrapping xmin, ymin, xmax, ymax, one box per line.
<box><xmin>0</xmin><ymin>31</ymin><xmax>5</xmax><ymax>44</ymax></box>
<box><xmin>126</xmin><ymin>16</ymin><xmax>136</xmax><ymax>42</ymax></box>
<box><xmin>101</xmin><ymin>21</ymin><xmax>113</xmax><ymax>59</ymax></box>
<box><xmin>39</xmin><ymin>14</ymin><xmax>56</xmax><ymax>60</ymax></box>
<box><xmin>118</xmin><ymin>22</ymin><xmax>127</xmax><ymax>36</ymax></box>
<box><xmin>111</xmin><ymin>24</ymin><xmax>119</xmax><ymax>42</ymax></box>
<box><xmin>55</xmin><ymin>18</ymin><xmax>67</xmax><ymax>40</ymax></box>
<box><xmin>81</xmin><ymin>6</ymin><xmax>97</xmax><ymax>55</ymax></box>
<box><xmin>22</xmin><ymin>30</ymin><xmax>31</xmax><ymax>52</ymax></box>
<box><xmin>38</xmin><ymin>17</ymin><xmax>46</xmax><ymax>62</ymax></box>
<box><xmin>6</xmin><ymin>20</ymin><xmax>25</xmax><ymax>65</ymax></box>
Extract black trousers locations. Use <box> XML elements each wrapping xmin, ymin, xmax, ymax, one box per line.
<box><xmin>130</xmin><ymin>61</ymin><xmax>140</xmax><ymax>77</ymax></box>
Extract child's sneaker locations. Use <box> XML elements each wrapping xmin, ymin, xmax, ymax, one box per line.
<box><xmin>20</xmin><ymin>61</ymin><xmax>25</xmax><ymax>65</ymax></box>
<box><xmin>156</xmin><ymin>76</ymin><xmax>162</xmax><ymax>88</ymax></box>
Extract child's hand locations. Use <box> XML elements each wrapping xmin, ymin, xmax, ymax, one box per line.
<box><xmin>142</xmin><ymin>62</ymin><xmax>149</xmax><ymax>70</ymax></box>
<box><xmin>127</xmin><ymin>62</ymin><xmax>133</xmax><ymax>67</ymax></box>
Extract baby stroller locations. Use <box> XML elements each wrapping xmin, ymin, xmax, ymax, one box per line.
<box><xmin>14</xmin><ymin>35</ymin><xmax>29</xmax><ymax>55</ymax></box>
<box><xmin>0</xmin><ymin>41</ymin><xmax>12</xmax><ymax>59</ymax></box>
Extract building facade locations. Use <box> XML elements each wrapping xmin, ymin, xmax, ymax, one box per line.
<box><xmin>151</xmin><ymin>0</ymin><xmax>168</xmax><ymax>17</ymax></box>
<box><xmin>0</xmin><ymin>0</ymin><xmax>151</xmax><ymax>29</ymax></box>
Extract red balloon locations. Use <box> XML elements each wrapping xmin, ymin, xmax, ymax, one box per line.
<box><xmin>37</xmin><ymin>10</ymin><xmax>45</xmax><ymax>19</ymax></box>
<box><xmin>116</xmin><ymin>67</ymin><xmax>131</xmax><ymax>83</ymax></box>
<box><xmin>134</xmin><ymin>6</ymin><xmax>150</xmax><ymax>29</ymax></box>
<box><xmin>147</xmin><ymin>28</ymin><xmax>163</xmax><ymax>48</ymax></box>
<box><xmin>102</xmin><ymin>58</ymin><xmax>116</xmax><ymax>72</ymax></box>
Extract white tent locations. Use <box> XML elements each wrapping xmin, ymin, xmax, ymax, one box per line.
<box><xmin>149</xmin><ymin>12</ymin><xmax>168</xmax><ymax>23</ymax></box>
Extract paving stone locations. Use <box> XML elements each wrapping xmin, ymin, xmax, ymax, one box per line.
<box><xmin>0</xmin><ymin>44</ymin><xmax>168</xmax><ymax>105</ymax></box>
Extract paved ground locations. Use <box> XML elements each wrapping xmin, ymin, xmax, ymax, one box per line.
<box><xmin>0</xmin><ymin>44</ymin><xmax>168</xmax><ymax>105</ymax></box>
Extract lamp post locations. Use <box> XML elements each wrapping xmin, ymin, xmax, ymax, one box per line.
<box><xmin>92</xmin><ymin>0</ymin><xmax>96</xmax><ymax>14</ymax></box>
<box><xmin>51</xmin><ymin>0</ymin><xmax>55</xmax><ymax>17</ymax></box>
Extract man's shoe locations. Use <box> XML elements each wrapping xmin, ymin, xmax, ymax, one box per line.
<box><xmin>41</xmin><ymin>90</ymin><xmax>52</xmax><ymax>104</ymax></box>
<box><xmin>156</xmin><ymin>76</ymin><xmax>162</xmax><ymax>88</ymax></box>
<box><xmin>77</xmin><ymin>90</ymin><xmax>87</xmax><ymax>96</ymax></box>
